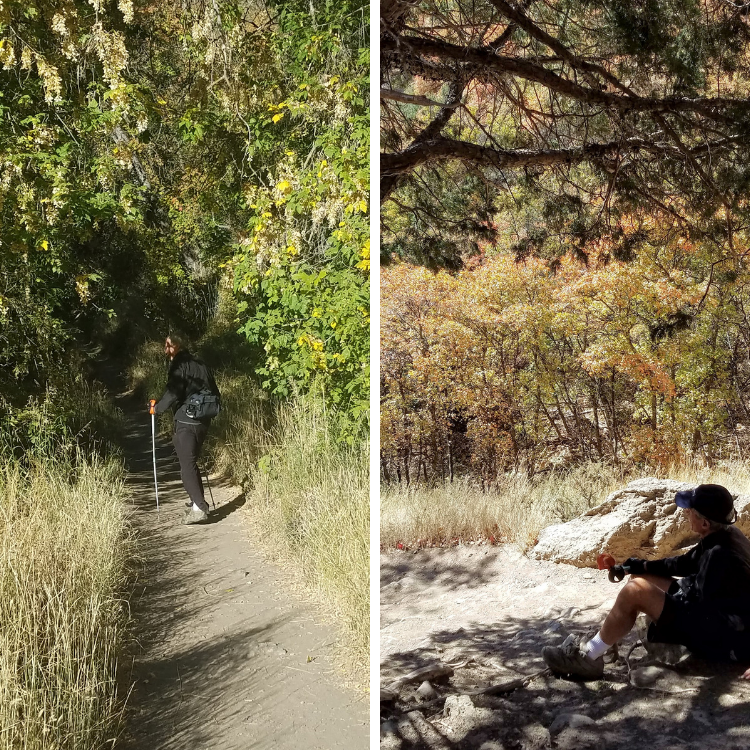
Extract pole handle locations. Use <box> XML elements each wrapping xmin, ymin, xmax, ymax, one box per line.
<box><xmin>149</xmin><ymin>399</ymin><xmax>156</xmax><ymax>415</ymax></box>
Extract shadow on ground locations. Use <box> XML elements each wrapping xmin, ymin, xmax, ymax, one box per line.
<box><xmin>381</xmin><ymin>614</ymin><xmax>750</xmax><ymax>750</ymax></box>
<box><xmin>113</xmin><ymin>389</ymin><xmax>366</xmax><ymax>750</ymax></box>
<box><xmin>381</xmin><ymin>549</ymin><xmax>502</xmax><ymax>592</ymax></box>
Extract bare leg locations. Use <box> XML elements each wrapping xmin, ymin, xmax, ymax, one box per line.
<box><xmin>600</xmin><ymin>577</ymin><xmax>667</xmax><ymax>645</ymax></box>
<box><xmin>631</xmin><ymin>573</ymin><xmax>674</xmax><ymax>592</ymax></box>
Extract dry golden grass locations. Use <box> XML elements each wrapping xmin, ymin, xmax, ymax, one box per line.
<box><xmin>239</xmin><ymin>398</ymin><xmax>370</xmax><ymax>674</ymax></box>
<box><xmin>381</xmin><ymin>463</ymin><xmax>629</xmax><ymax>550</ymax></box>
<box><xmin>0</xmin><ymin>456</ymin><xmax>132</xmax><ymax>750</ymax></box>
<box><xmin>382</xmin><ymin>458</ymin><xmax>750</xmax><ymax>552</ymax></box>
<box><xmin>663</xmin><ymin>457</ymin><xmax>750</xmax><ymax>493</ymax></box>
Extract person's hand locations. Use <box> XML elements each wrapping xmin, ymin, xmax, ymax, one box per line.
<box><xmin>623</xmin><ymin>557</ymin><xmax>647</xmax><ymax>575</ymax></box>
<box><xmin>741</xmin><ymin>667</ymin><xmax>750</xmax><ymax>680</ymax></box>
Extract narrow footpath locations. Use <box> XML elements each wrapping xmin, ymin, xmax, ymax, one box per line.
<box><xmin>117</xmin><ymin>395</ymin><xmax>368</xmax><ymax>749</ymax></box>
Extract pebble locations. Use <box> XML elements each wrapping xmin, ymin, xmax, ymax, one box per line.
<box><xmin>520</xmin><ymin>723</ymin><xmax>552</xmax><ymax>749</ymax></box>
<box><xmin>416</xmin><ymin>680</ymin><xmax>438</xmax><ymax>700</ymax></box>
<box><xmin>630</xmin><ymin>665</ymin><xmax>669</xmax><ymax>687</ymax></box>
<box><xmin>444</xmin><ymin>694</ymin><xmax>476</xmax><ymax>718</ymax></box>
<box><xmin>380</xmin><ymin>720</ymin><xmax>399</xmax><ymax>737</ymax></box>
<box><xmin>548</xmin><ymin>712</ymin><xmax>596</xmax><ymax>735</ymax></box>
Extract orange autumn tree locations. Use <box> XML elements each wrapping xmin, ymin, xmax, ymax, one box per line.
<box><xmin>382</xmin><ymin>231</ymin><xmax>750</xmax><ymax>484</ymax></box>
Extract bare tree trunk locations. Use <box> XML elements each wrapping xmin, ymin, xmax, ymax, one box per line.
<box><xmin>591</xmin><ymin>387</ymin><xmax>604</xmax><ymax>458</ymax></box>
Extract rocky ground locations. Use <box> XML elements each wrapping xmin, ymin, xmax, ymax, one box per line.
<box><xmin>380</xmin><ymin>544</ymin><xmax>750</xmax><ymax>750</ymax></box>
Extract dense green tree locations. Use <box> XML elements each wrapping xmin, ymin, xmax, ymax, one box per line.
<box><xmin>0</xmin><ymin>0</ymin><xmax>369</xmax><ymax>424</ymax></box>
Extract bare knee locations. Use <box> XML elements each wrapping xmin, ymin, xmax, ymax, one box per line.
<box><xmin>617</xmin><ymin>577</ymin><xmax>655</xmax><ymax>607</ymax></box>
<box><xmin>615</xmin><ymin>577</ymin><xmax>665</xmax><ymax>620</ymax></box>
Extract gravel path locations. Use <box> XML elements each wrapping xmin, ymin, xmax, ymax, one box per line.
<box><xmin>381</xmin><ymin>544</ymin><xmax>750</xmax><ymax>750</ymax></box>
<box><xmin>118</xmin><ymin>398</ymin><xmax>368</xmax><ymax>749</ymax></box>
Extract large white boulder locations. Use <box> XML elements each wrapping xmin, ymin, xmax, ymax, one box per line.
<box><xmin>529</xmin><ymin>477</ymin><xmax>750</xmax><ymax>567</ymax></box>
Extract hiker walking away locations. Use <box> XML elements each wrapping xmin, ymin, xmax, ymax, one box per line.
<box><xmin>152</xmin><ymin>334</ymin><xmax>220</xmax><ymax>524</ymax></box>
<box><xmin>542</xmin><ymin>484</ymin><xmax>750</xmax><ymax>680</ymax></box>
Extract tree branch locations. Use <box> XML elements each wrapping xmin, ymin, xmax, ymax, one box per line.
<box><xmin>382</xmin><ymin>35</ymin><xmax>747</xmax><ymax>122</ymax></box>
<box><xmin>380</xmin><ymin>88</ymin><xmax>461</xmax><ymax>108</ymax></box>
<box><xmin>381</xmin><ymin>133</ymin><xmax>742</xmax><ymax>187</ymax></box>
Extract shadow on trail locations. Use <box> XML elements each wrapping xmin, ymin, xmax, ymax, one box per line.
<box><xmin>95</xmin><ymin>360</ymin><xmax>366</xmax><ymax>749</ymax></box>
<box><xmin>115</xmin><ymin>398</ymin><xmax>297</xmax><ymax>749</ymax></box>
<box><xmin>380</xmin><ymin>615</ymin><xmax>750</xmax><ymax>749</ymax></box>
<box><xmin>203</xmin><ymin>492</ymin><xmax>246</xmax><ymax>523</ymax></box>
<box><xmin>381</xmin><ymin>549</ymin><xmax>500</xmax><ymax>592</ymax></box>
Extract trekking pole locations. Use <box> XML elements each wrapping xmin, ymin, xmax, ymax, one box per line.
<box><xmin>149</xmin><ymin>400</ymin><xmax>160</xmax><ymax>515</ymax></box>
<box><xmin>203</xmin><ymin>467</ymin><xmax>216</xmax><ymax>511</ymax></box>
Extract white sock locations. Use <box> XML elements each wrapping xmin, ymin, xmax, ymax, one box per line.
<box><xmin>192</xmin><ymin>502</ymin><xmax>201</xmax><ymax>512</ymax></box>
<box><xmin>584</xmin><ymin>632</ymin><xmax>610</xmax><ymax>660</ymax></box>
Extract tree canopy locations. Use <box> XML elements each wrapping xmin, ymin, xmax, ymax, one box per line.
<box><xmin>380</xmin><ymin>0</ymin><xmax>750</xmax><ymax>481</ymax></box>
<box><xmin>381</xmin><ymin>0</ymin><xmax>750</xmax><ymax>270</ymax></box>
<box><xmin>1</xmin><ymin>0</ymin><xmax>369</xmax><ymax>425</ymax></box>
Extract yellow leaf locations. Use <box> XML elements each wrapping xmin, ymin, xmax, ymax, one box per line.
<box><xmin>40</xmin><ymin>240</ymin><xmax>48</xmax><ymax>251</ymax></box>
<box><xmin>272</xmin><ymin>113</ymin><xmax>284</xmax><ymax>123</ymax></box>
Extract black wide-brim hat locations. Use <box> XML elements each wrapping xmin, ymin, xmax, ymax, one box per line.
<box><xmin>675</xmin><ymin>483</ymin><xmax>738</xmax><ymax>525</ymax></box>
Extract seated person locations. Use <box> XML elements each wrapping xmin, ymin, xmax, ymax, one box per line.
<box><xmin>542</xmin><ymin>484</ymin><xmax>750</xmax><ymax>679</ymax></box>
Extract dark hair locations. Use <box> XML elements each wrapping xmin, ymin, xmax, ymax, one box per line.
<box><xmin>166</xmin><ymin>332</ymin><xmax>186</xmax><ymax>348</ymax></box>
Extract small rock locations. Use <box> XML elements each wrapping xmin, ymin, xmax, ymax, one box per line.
<box><xmin>381</xmin><ymin>727</ymin><xmax>404</xmax><ymax>750</ymax></box>
<box><xmin>549</xmin><ymin>713</ymin><xmax>595</xmax><ymax>736</ymax></box>
<box><xmin>444</xmin><ymin>694</ymin><xmax>476</xmax><ymax>719</ymax></box>
<box><xmin>520</xmin><ymin>723</ymin><xmax>552</xmax><ymax>749</ymax></box>
<box><xmin>630</xmin><ymin>665</ymin><xmax>669</xmax><ymax>687</ymax></box>
<box><xmin>380</xmin><ymin>721</ymin><xmax>399</xmax><ymax>737</ymax></box>
<box><xmin>478</xmin><ymin>742</ymin><xmax>506</xmax><ymax>750</ymax></box>
<box><xmin>555</xmin><ymin>726</ymin><xmax>599</xmax><ymax>750</ymax></box>
<box><xmin>416</xmin><ymin>680</ymin><xmax>438</xmax><ymax>700</ymax></box>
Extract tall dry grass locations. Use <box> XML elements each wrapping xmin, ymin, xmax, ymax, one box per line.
<box><xmin>237</xmin><ymin>397</ymin><xmax>370</xmax><ymax>672</ymax></box>
<box><xmin>381</xmin><ymin>463</ymin><xmax>628</xmax><ymax>550</ymax></box>
<box><xmin>382</xmin><ymin>458</ymin><xmax>750</xmax><ymax>551</ymax></box>
<box><xmin>0</xmin><ymin>456</ymin><xmax>132</xmax><ymax>749</ymax></box>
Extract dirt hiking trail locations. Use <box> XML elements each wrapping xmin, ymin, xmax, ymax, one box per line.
<box><xmin>381</xmin><ymin>544</ymin><xmax>750</xmax><ymax>750</ymax></box>
<box><xmin>116</xmin><ymin>393</ymin><xmax>367</xmax><ymax>749</ymax></box>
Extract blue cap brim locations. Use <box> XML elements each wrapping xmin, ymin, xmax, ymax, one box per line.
<box><xmin>675</xmin><ymin>490</ymin><xmax>694</xmax><ymax>509</ymax></box>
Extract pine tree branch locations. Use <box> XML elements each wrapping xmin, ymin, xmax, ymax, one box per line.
<box><xmin>381</xmin><ymin>134</ymin><xmax>742</xmax><ymax>183</ymax></box>
<box><xmin>382</xmin><ymin>35</ymin><xmax>747</xmax><ymax>122</ymax></box>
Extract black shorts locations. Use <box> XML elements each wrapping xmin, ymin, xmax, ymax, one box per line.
<box><xmin>648</xmin><ymin>583</ymin><xmax>750</xmax><ymax>662</ymax></box>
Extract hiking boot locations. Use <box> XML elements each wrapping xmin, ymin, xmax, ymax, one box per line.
<box><xmin>183</xmin><ymin>507</ymin><xmax>208</xmax><ymax>525</ymax></box>
<box><xmin>542</xmin><ymin>635</ymin><xmax>605</xmax><ymax>680</ymax></box>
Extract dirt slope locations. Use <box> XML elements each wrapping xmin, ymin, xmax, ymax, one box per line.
<box><xmin>381</xmin><ymin>544</ymin><xmax>750</xmax><ymax>750</ymax></box>
<box><xmin>118</xmin><ymin>399</ymin><xmax>368</xmax><ymax>749</ymax></box>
